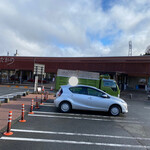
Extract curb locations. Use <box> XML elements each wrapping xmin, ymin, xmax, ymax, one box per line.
<box><xmin>0</xmin><ymin>85</ymin><xmax>29</xmax><ymax>89</ymax></box>
<box><xmin>0</xmin><ymin>110</ymin><xmax>30</xmax><ymax>135</ymax></box>
<box><xmin>0</xmin><ymin>95</ymin><xmax>33</xmax><ymax>135</ymax></box>
<box><xmin>0</xmin><ymin>92</ymin><xmax>29</xmax><ymax>103</ymax></box>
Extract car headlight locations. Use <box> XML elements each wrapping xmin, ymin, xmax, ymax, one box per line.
<box><xmin>121</xmin><ymin>100</ymin><xmax>126</xmax><ymax>103</ymax></box>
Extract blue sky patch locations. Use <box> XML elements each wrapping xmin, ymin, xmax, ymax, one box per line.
<box><xmin>101</xmin><ymin>36</ymin><xmax>113</xmax><ymax>46</ymax></box>
<box><xmin>101</xmin><ymin>0</ymin><xmax>118</xmax><ymax>11</ymax></box>
<box><xmin>86</xmin><ymin>29</ymin><xmax>122</xmax><ymax>46</ymax></box>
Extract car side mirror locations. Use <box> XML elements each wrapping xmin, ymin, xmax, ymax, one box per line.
<box><xmin>101</xmin><ymin>94</ymin><xmax>109</xmax><ymax>98</ymax></box>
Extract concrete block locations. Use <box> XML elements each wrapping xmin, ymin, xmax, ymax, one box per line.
<box><xmin>23</xmin><ymin>93</ymin><xmax>26</xmax><ymax>96</ymax></box>
<box><xmin>26</xmin><ymin>91</ymin><xmax>29</xmax><ymax>95</ymax></box>
<box><xmin>17</xmin><ymin>95</ymin><xmax>21</xmax><ymax>98</ymax></box>
<box><xmin>13</xmin><ymin>96</ymin><xmax>17</xmax><ymax>100</ymax></box>
<box><xmin>5</xmin><ymin>98</ymin><xmax>9</xmax><ymax>103</ymax></box>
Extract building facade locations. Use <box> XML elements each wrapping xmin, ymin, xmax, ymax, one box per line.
<box><xmin>0</xmin><ymin>56</ymin><xmax>150</xmax><ymax>90</ymax></box>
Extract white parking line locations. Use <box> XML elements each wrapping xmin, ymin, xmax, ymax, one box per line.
<box><xmin>43</xmin><ymin>103</ymin><xmax>54</xmax><ymax>105</ymax></box>
<box><xmin>144</xmin><ymin>107</ymin><xmax>150</xmax><ymax>109</ymax></box>
<box><xmin>41</xmin><ymin>104</ymin><xmax>55</xmax><ymax>107</ymax></box>
<box><xmin>1</xmin><ymin>137</ymin><xmax>150</xmax><ymax>149</ymax></box>
<box><xmin>33</xmin><ymin>111</ymin><xmax>136</xmax><ymax>120</ymax></box>
<box><xmin>28</xmin><ymin>114</ymin><xmax>142</xmax><ymax>123</ymax></box>
<box><xmin>11</xmin><ymin>129</ymin><xmax>150</xmax><ymax>141</ymax></box>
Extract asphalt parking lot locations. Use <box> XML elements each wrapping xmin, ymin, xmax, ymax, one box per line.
<box><xmin>0</xmin><ymin>89</ymin><xmax>150</xmax><ymax>150</ymax></box>
<box><xmin>0</xmin><ymin>86</ymin><xmax>33</xmax><ymax>96</ymax></box>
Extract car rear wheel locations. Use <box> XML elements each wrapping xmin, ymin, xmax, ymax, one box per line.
<box><xmin>59</xmin><ymin>102</ymin><xmax>71</xmax><ymax>113</ymax></box>
<box><xmin>109</xmin><ymin>105</ymin><xmax>121</xmax><ymax>116</ymax></box>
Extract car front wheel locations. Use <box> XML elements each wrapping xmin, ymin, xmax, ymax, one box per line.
<box><xmin>109</xmin><ymin>105</ymin><xmax>121</xmax><ymax>116</ymax></box>
<box><xmin>59</xmin><ymin>102</ymin><xmax>71</xmax><ymax>113</ymax></box>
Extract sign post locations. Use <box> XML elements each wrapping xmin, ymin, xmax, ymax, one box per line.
<box><xmin>34</xmin><ymin>76</ymin><xmax>38</xmax><ymax>93</ymax></box>
<box><xmin>33</xmin><ymin>63</ymin><xmax>45</xmax><ymax>93</ymax></box>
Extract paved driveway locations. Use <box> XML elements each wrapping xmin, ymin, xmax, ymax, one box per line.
<box><xmin>0</xmin><ymin>86</ymin><xmax>32</xmax><ymax>96</ymax></box>
<box><xmin>0</xmin><ymin>92</ymin><xmax>150</xmax><ymax>150</ymax></box>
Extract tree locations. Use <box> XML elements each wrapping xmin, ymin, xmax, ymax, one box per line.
<box><xmin>145</xmin><ymin>45</ymin><xmax>150</xmax><ymax>55</ymax></box>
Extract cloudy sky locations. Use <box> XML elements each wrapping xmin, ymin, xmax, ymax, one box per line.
<box><xmin>0</xmin><ymin>0</ymin><xmax>150</xmax><ymax>57</ymax></box>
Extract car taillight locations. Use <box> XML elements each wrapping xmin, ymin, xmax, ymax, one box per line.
<box><xmin>58</xmin><ymin>89</ymin><xmax>63</xmax><ymax>97</ymax></box>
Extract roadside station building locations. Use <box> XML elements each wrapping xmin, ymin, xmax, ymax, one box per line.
<box><xmin>0</xmin><ymin>56</ymin><xmax>150</xmax><ymax>91</ymax></box>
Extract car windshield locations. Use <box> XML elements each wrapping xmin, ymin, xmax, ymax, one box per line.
<box><xmin>103</xmin><ymin>80</ymin><xmax>117</xmax><ymax>88</ymax></box>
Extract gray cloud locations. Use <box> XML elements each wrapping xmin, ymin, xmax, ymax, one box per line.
<box><xmin>0</xmin><ymin>0</ymin><xmax>150</xmax><ymax>57</ymax></box>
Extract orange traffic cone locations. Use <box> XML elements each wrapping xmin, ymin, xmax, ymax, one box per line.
<box><xmin>40</xmin><ymin>93</ymin><xmax>44</xmax><ymax>105</ymax></box>
<box><xmin>42</xmin><ymin>86</ymin><xmax>45</xmax><ymax>92</ymax></box>
<box><xmin>46</xmin><ymin>92</ymin><xmax>49</xmax><ymax>100</ymax></box>
<box><xmin>50</xmin><ymin>86</ymin><xmax>53</xmax><ymax>91</ymax></box>
<box><xmin>3</xmin><ymin>111</ymin><xmax>13</xmax><ymax>136</ymax></box>
<box><xmin>35</xmin><ymin>96</ymin><xmax>39</xmax><ymax>109</ymax></box>
<box><xmin>29</xmin><ymin>99</ymin><xmax>34</xmax><ymax>114</ymax></box>
<box><xmin>19</xmin><ymin>104</ymin><xmax>26</xmax><ymax>122</ymax></box>
<box><xmin>44</xmin><ymin>92</ymin><xmax>46</xmax><ymax>102</ymax></box>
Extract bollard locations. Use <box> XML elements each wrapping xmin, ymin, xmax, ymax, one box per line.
<box><xmin>42</xmin><ymin>86</ymin><xmax>45</xmax><ymax>92</ymax></box>
<box><xmin>129</xmin><ymin>93</ymin><xmax>132</xmax><ymax>99</ymax></box>
<box><xmin>29</xmin><ymin>99</ymin><xmax>34</xmax><ymax>114</ymax></box>
<box><xmin>3</xmin><ymin>111</ymin><xmax>13</xmax><ymax>136</ymax></box>
<box><xmin>46</xmin><ymin>92</ymin><xmax>49</xmax><ymax>100</ymax></box>
<box><xmin>46</xmin><ymin>92</ymin><xmax>48</xmax><ymax>100</ymax></box>
<box><xmin>40</xmin><ymin>94</ymin><xmax>44</xmax><ymax>105</ymax></box>
<box><xmin>35</xmin><ymin>96</ymin><xmax>39</xmax><ymax>109</ymax></box>
<box><xmin>50</xmin><ymin>86</ymin><xmax>53</xmax><ymax>91</ymax></box>
<box><xmin>44</xmin><ymin>92</ymin><xmax>46</xmax><ymax>102</ymax></box>
<box><xmin>19</xmin><ymin>104</ymin><xmax>26</xmax><ymax>122</ymax></box>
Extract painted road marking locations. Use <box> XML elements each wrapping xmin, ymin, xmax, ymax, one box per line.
<box><xmin>0</xmin><ymin>137</ymin><xmax>150</xmax><ymax>149</ymax></box>
<box><xmin>144</xmin><ymin>107</ymin><xmax>150</xmax><ymax>109</ymax></box>
<box><xmin>11</xmin><ymin>129</ymin><xmax>150</xmax><ymax>141</ymax></box>
<box><xmin>28</xmin><ymin>114</ymin><xmax>142</xmax><ymax>123</ymax></box>
<box><xmin>33</xmin><ymin>111</ymin><xmax>136</xmax><ymax>120</ymax></box>
<box><xmin>41</xmin><ymin>103</ymin><xmax>55</xmax><ymax>107</ymax></box>
<box><xmin>43</xmin><ymin>103</ymin><xmax>54</xmax><ymax>105</ymax></box>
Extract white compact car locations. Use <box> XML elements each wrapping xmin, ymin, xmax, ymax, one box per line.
<box><xmin>54</xmin><ymin>85</ymin><xmax>128</xmax><ymax>116</ymax></box>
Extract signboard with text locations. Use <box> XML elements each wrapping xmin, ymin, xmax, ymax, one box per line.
<box><xmin>0</xmin><ymin>57</ymin><xmax>15</xmax><ymax>65</ymax></box>
<box><xmin>34</xmin><ymin>63</ymin><xmax>45</xmax><ymax>75</ymax></box>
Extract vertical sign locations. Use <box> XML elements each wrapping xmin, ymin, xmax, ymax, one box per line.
<box><xmin>34</xmin><ymin>76</ymin><xmax>38</xmax><ymax>93</ymax></box>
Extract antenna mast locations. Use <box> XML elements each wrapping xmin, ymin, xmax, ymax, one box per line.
<box><xmin>128</xmin><ymin>41</ymin><xmax>132</xmax><ymax>56</ymax></box>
